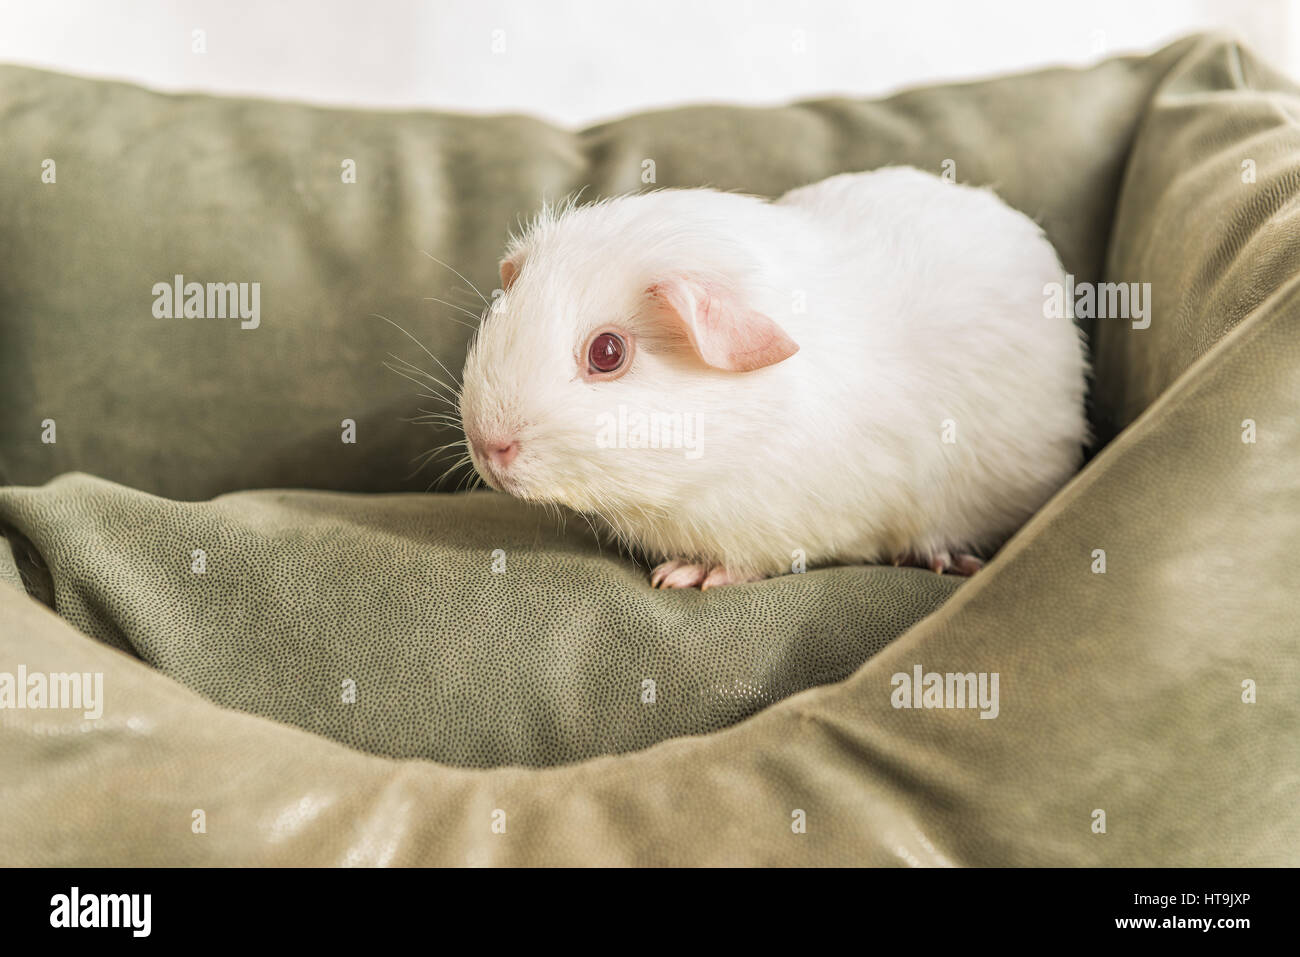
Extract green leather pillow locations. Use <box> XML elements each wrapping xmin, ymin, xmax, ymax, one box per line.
<box><xmin>0</xmin><ymin>473</ymin><xmax>959</xmax><ymax>767</ymax></box>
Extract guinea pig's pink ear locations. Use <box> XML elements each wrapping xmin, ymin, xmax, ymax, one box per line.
<box><xmin>499</xmin><ymin>251</ymin><xmax>524</xmax><ymax>292</ymax></box>
<box><xmin>648</xmin><ymin>277</ymin><xmax>799</xmax><ymax>372</ymax></box>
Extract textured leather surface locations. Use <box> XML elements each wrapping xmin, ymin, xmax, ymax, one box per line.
<box><xmin>1096</xmin><ymin>37</ymin><xmax>1300</xmax><ymax>440</ymax></box>
<box><xmin>1</xmin><ymin>35</ymin><xmax>1298</xmax><ymax>865</ymax></box>
<box><xmin>0</xmin><ymin>474</ymin><xmax>957</xmax><ymax>766</ymax></box>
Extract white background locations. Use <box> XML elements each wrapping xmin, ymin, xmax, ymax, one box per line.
<box><xmin>1</xmin><ymin>0</ymin><xmax>1297</xmax><ymax>126</ymax></box>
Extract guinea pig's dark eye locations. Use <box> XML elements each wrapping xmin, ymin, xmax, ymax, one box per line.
<box><xmin>588</xmin><ymin>332</ymin><xmax>626</xmax><ymax>374</ymax></box>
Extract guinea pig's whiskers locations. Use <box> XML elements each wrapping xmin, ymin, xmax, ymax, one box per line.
<box><xmin>406</xmin><ymin>440</ymin><xmax>467</xmax><ymax>483</ymax></box>
<box><xmin>385</xmin><ymin>363</ymin><xmax>459</xmax><ymax>411</ymax></box>
<box><xmin>409</xmin><ymin>412</ymin><xmax>463</xmax><ymax>430</ymax></box>
<box><xmin>453</xmin><ymin>458</ymin><xmax>482</xmax><ymax>493</ymax></box>
<box><xmin>370</xmin><ymin>314</ymin><xmax>465</xmax><ymax>389</ymax></box>
<box><xmin>431</xmin><ymin>451</ymin><xmax>474</xmax><ymax>493</ymax></box>
<box><xmin>421</xmin><ymin>296</ymin><xmax>482</xmax><ymax>329</ymax></box>
<box><xmin>367</xmin><ymin>312</ymin><xmax>476</xmax><ymax>490</ymax></box>
<box><xmin>384</xmin><ymin>356</ymin><xmax>464</xmax><ymax>419</ymax></box>
<box><xmin>420</xmin><ymin>250</ymin><xmax>490</xmax><ymax>306</ymax></box>
<box><xmin>407</xmin><ymin>451</ymin><xmax>440</xmax><ymax>477</ymax></box>
<box><xmin>413</xmin><ymin>438</ymin><xmax>468</xmax><ymax>463</ymax></box>
<box><xmin>572</xmin><ymin>509</ymin><xmax>608</xmax><ymax>555</ymax></box>
<box><xmin>410</xmin><ymin>402</ymin><xmax>463</xmax><ymax>421</ymax></box>
<box><xmin>383</xmin><ymin>348</ymin><xmax>462</xmax><ymax>398</ymax></box>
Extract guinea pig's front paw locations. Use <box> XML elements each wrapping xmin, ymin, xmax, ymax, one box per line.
<box><xmin>650</xmin><ymin>560</ymin><xmax>764</xmax><ymax>590</ymax></box>
<box><xmin>892</xmin><ymin>550</ymin><xmax>984</xmax><ymax>576</ymax></box>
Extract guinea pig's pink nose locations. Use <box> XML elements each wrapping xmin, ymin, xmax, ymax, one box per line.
<box><xmin>486</xmin><ymin>440</ymin><xmax>519</xmax><ymax>469</ymax></box>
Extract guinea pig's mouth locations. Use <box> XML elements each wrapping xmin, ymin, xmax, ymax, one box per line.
<box><xmin>471</xmin><ymin>461</ymin><xmax>506</xmax><ymax>493</ymax></box>
<box><xmin>464</xmin><ymin>430</ymin><xmax>565</xmax><ymax>505</ymax></box>
<box><xmin>469</xmin><ymin>453</ymin><xmax>527</xmax><ymax>499</ymax></box>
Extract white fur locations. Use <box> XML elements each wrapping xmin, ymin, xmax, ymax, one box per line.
<box><xmin>459</xmin><ymin>167</ymin><xmax>1089</xmax><ymax>580</ymax></box>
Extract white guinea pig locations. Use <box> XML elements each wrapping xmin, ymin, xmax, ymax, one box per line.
<box><xmin>459</xmin><ymin>166</ymin><xmax>1089</xmax><ymax>589</ymax></box>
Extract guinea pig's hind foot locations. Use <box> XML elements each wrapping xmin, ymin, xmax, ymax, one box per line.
<box><xmin>650</xmin><ymin>560</ymin><xmax>765</xmax><ymax>590</ymax></box>
<box><xmin>892</xmin><ymin>550</ymin><xmax>984</xmax><ymax>576</ymax></box>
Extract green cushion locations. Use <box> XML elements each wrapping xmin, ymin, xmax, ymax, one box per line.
<box><xmin>0</xmin><ymin>473</ymin><xmax>957</xmax><ymax>766</ymax></box>
<box><xmin>2</xmin><ymin>34</ymin><xmax>1298</xmax><ymax>865</ymax></box>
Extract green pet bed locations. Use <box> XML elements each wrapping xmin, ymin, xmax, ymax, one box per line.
<box><xmin>0</xmin><ymin>33</ymin><xmax>1297</xmax><ymax>865</ymax></box>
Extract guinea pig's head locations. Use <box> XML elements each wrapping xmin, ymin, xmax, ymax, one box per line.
<box><xmin>458</xmin><ymin>196</ymin><xmax>799</xmax><ymax>518</ymax></box>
